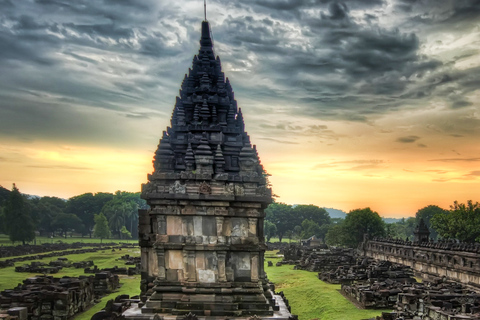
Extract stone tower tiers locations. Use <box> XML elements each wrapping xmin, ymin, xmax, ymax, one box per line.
<box><xmin>137</xmin><ymin>20</ymin><xmax>280</xmax><ymax>319</ymax></box>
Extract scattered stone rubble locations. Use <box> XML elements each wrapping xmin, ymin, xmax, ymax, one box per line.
<box><xmin>0</xmin><ymin>244</ymin><xmax>136</xmax><ymax>269</ymax></box>
<box><xmin>0</xmin><ymin>274</ymin><xmax>120</xmax><ymax>320</ymax></box>
<box><xmin>0</xmin><ymin>243</ymin><xmax>134</xmax><ymax>259</ymax></box>
<box><xmin>378</xmin><ymin>279</ymin><xmax>480</xmax><ymax>320</ymax></box>
<box><xmin>338</xmin><ymin>260</ymin><xmax>416</xmax><ymax>309</ymax></box>
<box><xmin>85</xmin><ymin>265</ymin><xmax>139</xmax><ymax>276</ymax></box>
<box><xmin>277</xmin><ymin>244</ymin><xmax>357</xmax><ymax>273</ymax></box>
<box><xmin>0</xmin><ymin>276</ymin><xmax>95</xmax><ymax>320</ymax></box>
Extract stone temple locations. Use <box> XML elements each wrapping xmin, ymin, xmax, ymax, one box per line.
<box><xmin>135</xmin><ymin>20</ymin><xmax>290</xmax><ymax>319</ymax></box>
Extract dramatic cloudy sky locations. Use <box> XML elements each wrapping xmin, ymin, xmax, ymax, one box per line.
<box><xmin>1</xmin><ymin>0</ymin><xmax>479</xmax><ymax>217</ymax></box>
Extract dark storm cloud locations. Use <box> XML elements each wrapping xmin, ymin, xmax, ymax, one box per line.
<box><xmin>27</xmin><ymin>165</ymin><xmax>92</xmax><ymax>170</ymax></box>
<box><xmin>398</xmin><ymin>0</ymin><xmax>480</xmax><ymax>27</ymax></box>
<box><xmin>396</xmin><ymin>136</ymin><xmax>420</xmax><ymax>143</ymax></box>
<box><xmin>429</xmin><ymin>158</ymin><xmax>480</xmax><ymax>163</ymax></box>
<box><xmin>0</xmin><ymin>0</ymin><xmax>478</xmax><ymax>151</ymax></box>
<box><xmin>215</xmin><ymin>1</ymin><xmax>444</xmax><ymax>122</ymax></box>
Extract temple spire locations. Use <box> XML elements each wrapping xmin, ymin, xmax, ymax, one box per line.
<box><xmin>204</xmin><ymin>0</ymin><xmax>207</xmax><ymax>21</ymax></box>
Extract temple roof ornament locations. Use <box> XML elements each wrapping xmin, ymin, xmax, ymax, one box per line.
<box><xmin>146</xmin><ymin>20</ymin><xmax>269</xmax><ymax>194</ymax></box>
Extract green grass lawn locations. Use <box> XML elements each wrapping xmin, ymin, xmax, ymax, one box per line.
<box><xmin>0</xmin><ymin>246</ymin><xmax>141</xmax><ymax>320</ymax></box>
<box><xmin>0</xmin><ymin>245</ymin><xmax>390</xmax><ymax>320</ymax></box>
<box><xmin>264</xmin><ymin>251</ymin><xmax>389</xmax><ymax>320</ymax></box>
<box><xmin>0</xmin><ymin>234</ymin><xmax>138</xmax><ymax>245</ymax></box>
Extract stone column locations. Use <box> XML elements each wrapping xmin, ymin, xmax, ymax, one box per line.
<box><xmin>141</xmin><ymin>247</ymin><xmax>148</xmax><ymax>274</ymax></box>
<box><xmin>259</xmin><ymin>251</ymin><xmax>265</xmax><ymax>281</ymax></box>
<box><xmin>248</xmin><ymin>218</ymin><xmax>257</xmax><ymax>237</ymax></box>
<box><xmin>157</xmin><ymin>216</ymin><xmax>166</xmax><ymax>235</ymax></box>
<box><xmin>186</xmin><ymin>251</ymin><xmax>196</xmax><ymax>282</ymax></box>
<box><xmin>216</xmin><ymin>217</ymin><xmax>225</xmax><ymax>244</ymax></box>
<box><xmin>157</xmin><ymin>249</ymin><xmax>166</xmax><ymax>280</ymax></box>
<box><xmin>251</xmin><ymin>252</ymin><xmax>259</xmax><ymax>282</ymax></box>
<box><xmin>148</xmin><ymin>248</ymin><xmax>158</xmax><ymax>277</ymax></box>
<box><xmin>218</xmin><ymin>251</ymin><xmax>227</xmax><ymax>282</ymax></box>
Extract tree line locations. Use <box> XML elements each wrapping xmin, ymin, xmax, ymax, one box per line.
<box><xmin>264</xmin><ymin>201</ymin><xmax>480</xmax><ymax>247</ymax></box>
<box><xmin>0</xmin><ymin>184</ymin><xmax>147</xmax><ymax>244</ymax></box>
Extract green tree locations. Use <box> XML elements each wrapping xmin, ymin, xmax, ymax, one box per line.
<box><xmin>52</xmin><ymin>213</ymin><xmax>84</xmax><ymax>238</ymax></box>
<box><xmin>264</xmin><ymin>220</ymin><xmax>277</xmax><ymax>242</ymax></box>
<box><xmin>66</xmin><ymin>192</ymin><xmax>114</xmax><ymax>237</ymax></box>
<box><xmin>265</xmin><ymin>203</ymin><xmax>295</xmax><ymax>242</ymax></box>
<box><xmin>342</xmin><ymin>208</ymin><xmax>385</xmax><ymax>247</ymax></box>
<box><xmin>120</xmin><ymin>226</ymin><xmax>132</xmax><ymax>239</ymax></box>
<box><xmin>4</xmin><ymin>184</ymin><xmax>35</xmax><ymax>244</ymax></box>
<box><xmin>415</xmin><ymin>205</ymin><xmax>448</xmax><ymax>240</ymax></box>
<box><xmin>300</xmin><ymin>219</ymin><xmax>321</xmax><ymax>239</ymax></box>
<box><xmin>431</xmin><ymin>200</ymin><xmax>480</xmax><ymax>242</ymax></box>
<box><xmin>385</xmin><ymin>217</ymin><xmax>416</xmax><ymax>240</ymax></box>
<box><xmin>325</xmin><ymin>222</ymin><xmax>346</xmax><ymax>246</ymax></box>
<box><xmin>93</xmin><ymin>213</ymin><xmax>111</xmax><ymax>243</ymax></box>
<box><xmin>293</xmin><ymin>205</ymin><xmax>331</xmax><ymax>227</ymax></box>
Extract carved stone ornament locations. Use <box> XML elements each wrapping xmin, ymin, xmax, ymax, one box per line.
<box><xmin>199</xmin><ymin>181</ymin><xmax>211</xmax><ymax>194</ymax></box>
<box><xmin>234</xmin><ymin>184</ymin><xmax>245</xmax><ymax>196</ymax></box>
<box><xmin>142</xmin><ymin>182</ymin><xmax>155</xmax><ymax>194</ymax></box>
<box><xmin>248</xmin><ymin>315</ymin><xmax>262</xmax><ymax>320</ymax></box>
<box><xmin>169</xmin><ymin>180</ymin><xmax>186</xmax><ymax>194</ymax></box>
<box><xmin>225</xmin><ymin>183</ymin><xmax>234</xmax><ymax>195</ymax></box>
<box><xmin>183</xmin><ymin>312</ymin><xmax>198</xmax><ymax>320</ymax></box>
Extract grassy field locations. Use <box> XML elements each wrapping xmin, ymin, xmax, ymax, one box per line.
<box><xmin>0</xmin><ymin>244</ymin><xmax>390</xmax><ymax>320</ymax></box>
<box><xmin>0</xmin><ymin>246</ymin><xmax>141</xmax><ymax>320</ymax></box>
<box><xmin>264</xmin><ymin>251</ymin><xmax>389</xmax><ymax>320</ymax></box>
<box><xmin>0</xmin><ymin>234</ymin><xmax>138</xmax><ymax>245</ymax></box>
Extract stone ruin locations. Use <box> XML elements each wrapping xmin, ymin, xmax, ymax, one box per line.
<box><xmin>337</xmin><ymin>260</ymin><xmax>416</xmax><ymax>309</ymax></box>
<box><xmin>378</xmin><ymin>279</ymin><xmax>480</xmax><ymax>320</ymax></box>
<box><xmin>0</xmin><ymin>271</ymin><xmax>120</xmax><ymax>320</ymax></box>
<box><xmin>276</xmin><ymin>244</ymin><xmax>357</xmax><ymax>273</ymax></box>
<box><xmin>0</xmin><ymin>276</ymin><xmax>95</xmax><ymax>320</ymax></box>
<box><xmin>0</xmin><ymin>244</ymin><xmax>135</xmax><ymax>270</ymax></box>
<box><xmin>131</xmin><ymin>19</ymin><xmax>292</xmax><ymax>320</ymax></box>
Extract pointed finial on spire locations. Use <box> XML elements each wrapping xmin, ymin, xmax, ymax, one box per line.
<box><xmin>204</xmin><ymin>0</ymin><xmax>207</xmax><ymax>21</ymax></box>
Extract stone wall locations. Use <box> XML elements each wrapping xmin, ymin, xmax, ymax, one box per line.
<box><xmin>360</xmin><ymin>238</ymin><xmax>480</xmax><ymax>289</ymax></box>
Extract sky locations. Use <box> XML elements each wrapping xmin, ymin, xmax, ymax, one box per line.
<box><xmin>0</xmin><ymin>0</ymin><xmax>479</xmax><ymax>217</ymax></box>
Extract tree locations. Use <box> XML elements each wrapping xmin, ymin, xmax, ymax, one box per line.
<box><xmin>120</xmin><ymin>226</ymin><xmax>132</xmax><ymax>239</ymax></box>
<box><xmin>93</xmin><ymin>213</ymin><xmax>111</xmax><ymax>242</ymax></box>
<box><xmin>52</xmin><ymin>213</ymin><xmax>84</xmax><ymax>238</ymax></box>
<box><xmin>293</xmin><ymin>205</ymin><xmax>331</xmax><ymax>227</ymax></box>
<box><xmin>264</xmin><ymin>220</ymin><xmax>277</xmax><ymax>242</ymax></box>
<box><xmin>3</xmin><ymin>184</ymin><xmax>35</xmax><ymax>244</ymax></box>
<box><xmin>300</xmin><ymin>219</ymin><xmax>321</xmax><ymax>239</ymax></box>
<box><xmin>342</xmin><ymin>208</ymin><xmax>385</xmax><ymax>247</ymax></box>
<box><xmin>265</xmin><ymin>203</ymin><xmax>295</xmax><ymax>242</ymax></box>
<box><xmin>431</xmin><ymin>200</ymin><xmax>480</xmax><ymax>242</ymax></box>
<box><xmin>385</xmin><ymin>217</ymin><xmax>416</xmax><ymax>240</ymax></box>
<box><xmin>325</xmin><ymin>222</ymin><xmax>346</xmax><ymax>246</ymax></box>
<box><xmin>66</xmin><ymin>192</ymin><xmax>114</xmax><ymax>237</ymax></box>
<box><xmin>415</xmin><ymin>205</ymin><xmax>448</xmax><ymax>240</ymax></box>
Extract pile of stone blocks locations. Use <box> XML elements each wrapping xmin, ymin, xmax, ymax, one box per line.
<box><xmin>339</xmin><ymin>260</ymin><xmax>416</xmax><ymax>309</ymax></box>
<box><xmin>380</xmin><ymin>280</ymin><xmax>480</xmax><ymax>320</ymax></box>
<box><xmin>72</xmin><ymin>261</ymin><xmax>94</xmax><ymax>268</ymax></box>
<box><xmin>279</xmin><ymin>244</ymin><xmax>358</xmax><ymax>273</ymax></box>
<box><xmin>0</xmin><ymin>246</ymin><xmax>127</xmax><ymax>269</ymax></box>
<box><xmin>0</xmin><ymin>276</ymin><xmax>95</xmax><ymax>320</ymax></box>
<box><xmin>14</xmin><ymin>262</ymin><xmax>62</xmax><ymax>274</ymax></box>
<box><xmin>85</xmin><ymin>265</ymin><xmax>139</xmax><ymax>276</ymax></box>
<box><xmin>92</xmin><ymin>273</ymin><xmax>120</xmax><ymax>295</ymax></box>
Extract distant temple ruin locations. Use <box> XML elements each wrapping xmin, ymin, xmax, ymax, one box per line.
<box><xmin>135</xmin><ymin>20</ymin><xmax>290</xmax><ymax>319</ymax></box>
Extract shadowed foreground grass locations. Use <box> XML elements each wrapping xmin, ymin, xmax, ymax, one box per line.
<box><xmin>0</xmin><ymin>246</ymin><xmax>141</xmax><ymax>320</ymax></box>
<box><xmin>265</xmin><ymin>251</ymin><xmax>389</xmax><ymax>320</ymax></box>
